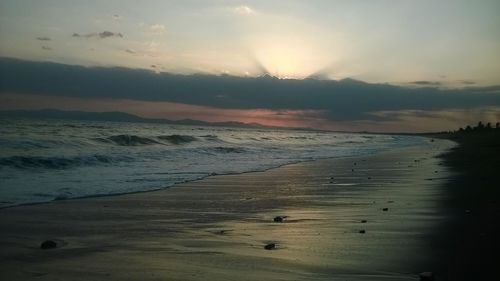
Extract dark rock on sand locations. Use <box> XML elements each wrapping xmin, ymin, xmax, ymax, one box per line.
<box><xmin>273</xmin><ymin>216</ymin><xmax>284</xmax><ymax>222</ymax></box>
<box><xmin>40</xmin><ymin>240</ymin><xmax>57</xmax><ymax>249</ymax></box>
<box><xmin>419</xmin><ymin>271</ymin><xmax>434</xmax><ymax>281</ymax></box>
<box><xmin>264</xmin><ymin>243</ymin><xmax>276</xmax><ymax>250</ymax></box>
<box><xmin>359</xmin><ymin>230</ymin><xmax>366</xmax><ymax>234</ymax></box>
<box><xmin>273</xmin><ymin>216</ymin><xmax>288</xmax><ymax>222</ymax></box>
<box><xmin>361</xmin><ymin>220</ymin><xmax>367</xmax><ymax>223</ymax></box>
<box><xmin>382</xmin><ymin>208</ymin><xmax>389</xmax><ymax>211</ymax></box>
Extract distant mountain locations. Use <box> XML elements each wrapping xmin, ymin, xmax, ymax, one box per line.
<box><xmin>0</xmin><ymin>109</ymin><xmax>277</xmax><ymax>129</ymax></box>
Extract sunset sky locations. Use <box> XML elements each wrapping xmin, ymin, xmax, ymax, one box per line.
<box><xmin>1</xmin><ymin>0</ymin><xmax>499</xmax><ymax>132</ymax></box>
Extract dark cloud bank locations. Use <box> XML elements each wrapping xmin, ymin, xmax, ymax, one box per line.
<box><xmin>409</xmin><ymin>81</ymin><xmax>442</xmax><ymax>86</ymax></box>
<box><xmin>0</xmin><ymin>57</ymin><xmax>499</xmax><ymax>122</ymax></box>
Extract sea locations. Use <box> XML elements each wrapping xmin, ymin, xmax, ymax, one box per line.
<box><xmin>0</xmin><ymin>118</ymin><xmax>425</xmax><ymax>208</ymax></box>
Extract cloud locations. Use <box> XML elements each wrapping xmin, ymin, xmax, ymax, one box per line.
<box><xmin>41</xmin><ymin>46</ymin><xmax>52</xmax><ymax>51</ymax></box>
<box><xmin>459</xmin><ymin>80</ymin><xmax>476</xmax><ymax>85</ymax></box>
<box><xmin>466</xmin><ymin>85</ymin><xmax>500</xmax><ymax>94</ymax></box>
<box><xmin>233</xmin><ymin>5</ymin><xmax>255</xmax><ymax>15</ymax></box>
<box><xmin>409</xmin><ymin>80</ymin><xmax>442</xmax><ymax>86</ymax></box>
<box><xmin>0</xmin><ymin>57</ymin><xmax>499</xmax><ymax>127</ymax></box>
<box><xmin>36</xmin><ymin>37</ymin><xmax>51</xmax><ymax>41</ymax></box>
<box><xmin>98</xmin><ymin>31</ymin><xmax>123</xmax><ymax>38</ymax></box>
<box><xmin>72</xmin><ymin>31</ymin><xmax>123</xmax><ymax>39</ymax></box>
<box><xmin>124</xmin><ymin>48</ymin><xmax>159</xmax><ymax>58</ymax></box>
<box><xmin>148</xmin><ymin>24</ymin><xmax>166</xmax><ymax>35</ymax></box>
<box><xmin>365</xmin><ymin>107</ymin><xmax>500</xmax><ymax>132</ymax></box>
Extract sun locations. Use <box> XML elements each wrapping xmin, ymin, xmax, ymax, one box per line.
<box><xmin>254</xmin><ymin>46</ymin><xmax>307</xmax><ymax>79</ymax></box>
<box><xmin>251</xmin><ymin>36</ymin><xmax>335</xmax><ymax>79</ymax></box>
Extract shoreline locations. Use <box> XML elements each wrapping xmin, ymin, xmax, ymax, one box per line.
<box><xmin>0</xmin><ymin>139</ymin><xmax>455</xmax><ymax>280</ymax></box>
<box><xmin>0</xmin><ymin>139</ymin><xmax>428</xmax><ymax>210</ymax></box>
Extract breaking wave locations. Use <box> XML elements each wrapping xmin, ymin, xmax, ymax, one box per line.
<box><xmin>0</xmin><ymin>154</ymin><xmax>127</xmax><ymax>170</ymax></box>
<box><xmin>208</xmin><ymin>146</ymin><xmax>246</xmax><ymax>153</ymax></box>
<box><xmin>158</xmin><ymin>134</ymin><xmax>197</xmax><ymax>144</ymax></box>
<box><xmin>95</xmin><ymin>135</ymin><xmax>160</xmax><ymax>146</ymax></box>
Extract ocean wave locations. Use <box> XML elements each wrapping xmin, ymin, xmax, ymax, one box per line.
<box><xmin>0</xmin><ymin>139</ymin><xmax>51</xmax><ymax>149</ymax></box>
<box><xmin>0</xmin><ymin>154</ymin><xmax>125</xmax><ymax>170</ymax></box>
<box><xmin>158</xmin><ymin>134</ymin><xmax>197</xmax><ymax>144</ymax></box>
<box><xmin>209</xmin><ymin>146</ymin><xmax>246</xmax><ymax>153</ymax></box>
<box><xmin>95</xmin><ymin>134</ymin><xmax>160</xmax><ymax>146</ymax></box>
<box><xmin>199</xmin><ymin>135</ymin><xmax>221</xmax><ymax>141</ymax></box>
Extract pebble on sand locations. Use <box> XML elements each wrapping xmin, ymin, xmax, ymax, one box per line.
<box><xmin>264</xmin><ymin>243</ymin><xmax>276</xmax><ymax>250</ymax></box>
<box><xmin>40</xmin><ymin>240</ymin><xmax>57</xmax><ymax>249</ymax></box>
<box><xmin>361</xmin><ymin>220</ymin><xmax>367</xmax><ymax>223</ymax></box>
<box><xmin>382</xmin><ymin>208</ymin><xmax>389</xmax><ymax>211</ymax></box>
<box><xmin>273</xmin><ymin>216</ymin><xmax>284</xmax><ymax>222</ymax></box>
<box><xmin>419</xmin><ymin>271</ymin><xmax>434</xmax><ymax>281</ymax></box>
<box><xmin>359</xmin><ymin>230</ymin><xmax>366</xmax><ymax>234</ymax></box>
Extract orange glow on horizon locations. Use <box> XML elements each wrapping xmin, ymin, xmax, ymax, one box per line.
<box><xmin>0</xmin><ymin>93</ymin><xmax>327</xmax><ymax>129</ymax></box>
<box><xmin>3</xmin><ymin>93</ymin><xmax>497</xmax><ymax>133</ymax></box>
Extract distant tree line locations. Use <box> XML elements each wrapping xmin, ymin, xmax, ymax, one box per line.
<box><xmin>456</xmin><ymin>121</ymin><xmax>500</xmax><ymax>133</ymax></box>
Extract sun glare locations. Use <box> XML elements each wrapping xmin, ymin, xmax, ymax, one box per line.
<box><xmin>252</xmin><ymin>38</ymin><xmax>334</xmax><ymax>79</ymax></box>
<box><xmin>254</xmin><ymin>46</ymin><xmax>311</xmax><ymax>79</ymax></box>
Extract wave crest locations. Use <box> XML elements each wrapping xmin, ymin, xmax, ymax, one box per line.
<box><xmin>96</xmin><ymin>135</ymin><xmax>160</xmax><ymax>146</ymax></box>
<box><xmin>0</xmin><ymin>154</ymin><xmax>122</xmax><ymax>170</ymax></box>
<box><xmin>158</xmin><ymin>135</ymin><xmax>197</xmax><ymax>144</ymax></box>
<box><xmin>209</xmin><ymin>146</ymin><xmax>246</xmax><ymax>153</ymax></box>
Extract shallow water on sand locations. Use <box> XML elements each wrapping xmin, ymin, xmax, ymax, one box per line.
<box><xmin>0</xmin><ymin>118</ymin><xmax>424</xmax><ymax>207</ymax></box>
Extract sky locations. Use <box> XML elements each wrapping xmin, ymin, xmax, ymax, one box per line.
<box><xmin>0</xmin><ymin>0</ymin><xmax>499</xmax><ymax>132</ymax></box>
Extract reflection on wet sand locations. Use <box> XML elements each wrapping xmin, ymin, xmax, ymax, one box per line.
<box><xmin>0</xmin><ymin>139</ymin><xmax>454</xmax><ymax>280</ymax></box>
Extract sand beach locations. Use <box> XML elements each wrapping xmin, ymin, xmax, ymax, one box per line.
<box><xmin>0</xmin><ymin>139</ymin><xmax>457</xmax><ymax>281</ymax></box>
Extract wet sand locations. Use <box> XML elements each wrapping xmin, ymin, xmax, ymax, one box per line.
<box><xmin>434</xmin><ymin>131</ymin><xmax>500</xmax><ymax>280</ymax></box>
<box><xmin>0</xmin><ymin>139</ymin><xmax>455</xmax><ymax>281</ymax></box>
